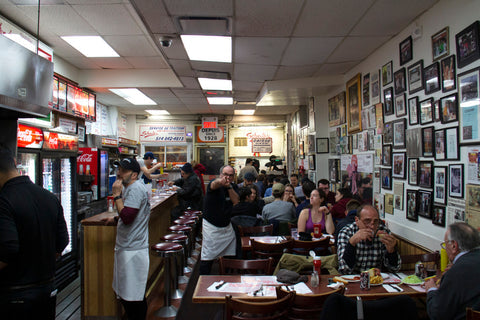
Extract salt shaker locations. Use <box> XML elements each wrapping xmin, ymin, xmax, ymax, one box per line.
<box><xmin>310</xmin><ymin>271</ymin><xmax>319</xmax><ymax>287</ymax></box>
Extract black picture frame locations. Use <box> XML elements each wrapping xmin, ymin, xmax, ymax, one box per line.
<box><xmin>408</xmin><ymin>158</ymin><xmax>419</xmax><ymax>186</ymax></box>
<box><xmin>408</xmin><ymin>96</ymin><xmax>419</xmax><ymax>125</ymax></box>
<box><xmin>440</xmin><ymin>93</ymin><xmax>458</xmax><ymax>124</ymax></box>
<box><xmin>424</xmin><ymin>62</ymin><xmax>441</xmax><ymax>95</ymax></box>
<box><xmin>382</xmin><ymin>61</ymin><xmax>393</xmax><ymax>86</ymax></box>
<box><xmin>392</xmin><ymin>152</ymin><xmax>406</xmax><ymax>179</ymax></box>
<box><xmin>455</xmin><ymin>21</ymin><xmax>480</xmax><ymax>69</ymax></box>
<box><xmin>417</xmin><ymin>189</ymin><xmax>433</xmax><ymax>219</ymax></box>
<box><xmin>422</xmin><ymin>126</ymin><xmax>434</xmax><ymax>157</ymax></box>
<box><xmin>316</xmin><ymin>138</ymin><xmax>329</xmax><ymax>154</ymax></box>
<box><xmin>420</xmin><ymin>97</ymin><xmax>434</xmax><ymax>125</ymax></box>
<box><xmin>393</xmin><ymin>118</ymin><xmax>406</xmax><ymax>149</ymax></box>
<box><xmin>432</xmin><ymin>205</ymin><xmax>446</xmax><ymax>227</ymax></box>
<box><xmin>406</xmin><ymin>127</ymin><xmax>422</xmax><ymax>158</ymax></box>
<box><xmin>445</xmin><ymin>126</ymin><xmax>460</xmax><ymax>160</ymax></box>
<box><xmin>383</xmin><ymin>121</ymin><xmax>394</xmax><ymax>144</ymax></box>
<box><xmin>441</xmin><ymin>55</ymin><xmax>456</xmax><ymax>92</ymax></box>
<box><xmin>419</xmin><ymin>160</ymin><xmax>434</xmax><ymax>188</ymax></box>
<box><xmin>395</xmin><ymin>93</ymin><xmax>407</xmax><ymax>117</ymax></box>
<box><xmin>399</xmin><ymin>36</ymin><xmax>413</xmax><ymax>66</ymax></box>
<box><xmin>433</xmin><ymin>166</ymin><xmax>447</xmax><ymax>205</ymax></box>
<box><xmin>432</xmin><ymin>27</ymin><xmax>450</xmax><ymax>61</ymax></box>
<box><xmin>434</xmin><ymin>100</ymin><xmax>441</xmax><ymax>122</ymax></box>
<box><xmin>381</xmin><ymin>168</ymin><xmax>392</xmax><ymax>190</ymax></box>
<box><xmin>449</xmin><ymin>163</ymin><xmax>464</xmax><ymax>198</ymax></box>
<box><xmin>458</xmin><ymin>67</ymin><xmax>480</xmax><ymax>145</ymax></box>
<box><xmin>308</xmin><ymin>154</ymin><xmax>316</xmax><ymax>170</ymax></box>
<box><xmin>394</xmin><ymin>68</ymin><xmax>406</xmax><ymax>95</ymax></box>
<box><xmin>77</xmin><ymin>124</ymin><xmax>86</xmax><ymax>143</ymax></box>
<box><xmin>406</xmin><ymin>189</ymin><xmax>419</xmax><ymax>221</ymax></box>
<box><xmin>382</xmin><ymin>144</ymin><xmax>392</xmax><ymax>166</ymax></box>
<box><xmin>329</xmin><ymin>159</ymin><xmax>340</xmax><ymax>182</ymax></box>
<box><xmin>434</xmin><ymin>129</ymin><xmax>446</xmax><ymax>161</ymax></box>
<box><xmin>408</xmin><ymin>60</ymin><xmax>424</xmax><ymax>94</ymax></box>
<box><xmin>383</xmin><ymin>87</ymin><xmax>394</xmax><ymax>116</ymax></box>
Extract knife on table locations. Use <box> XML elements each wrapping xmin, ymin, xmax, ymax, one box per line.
<box><xmin>389</xmin><ymin>284</ymin><xmax>401</xmax><ymax>292</ymax></box>
<box><xmin>215</xmin><ymin>281</ymin><xmax>226</xmax><ymax>290</ymax></box>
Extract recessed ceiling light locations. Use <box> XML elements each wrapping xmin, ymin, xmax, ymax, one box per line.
<box><xmin>234</xmin><ymin>109</ymin><xmax>255</xmax><ymax>115</ymax></box>
<box><xmin>109</xmin><ymin>88</ymin><xmax>156</xmax><ymax>105</ymax></box>
<box><xmin>207</xmin><ymin>97</ymin><xmax>233</xmax><ymax>105</ymax></box>
<box><xmin>198</xmin><ymin>78</ymin><xmax>232</xmax><ymax>91</ymax></box>
<box><xmin>146</xmin><ymin>109</ymin><xmax>170</xmax><ymax>115</ymax></box>
<box><xmin>181</xmin><ymin>35</ymin><xmax>231</xmax><ymax>63</ymax></box>
<box><xmin>62</xmin><ymin>36</ymin><xmax>119</xmax><ymax>57</ymax></box>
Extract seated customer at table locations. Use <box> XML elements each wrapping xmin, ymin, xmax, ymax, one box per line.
<box><xmin>297</xmin><ymin>188</ymin><xmax>334</xmax><ymax>235</ymax></box>
<box><xmin>295</xmin><ymin>180</ymin><xmax>316</xmax><ymax>218</ymax></box>
<box><xmin>261</xmin><ymin>183</ymin><xmax>296</xmax><ymax>222</ymax></box>
<box><xmin>334</xmin><ymin>199</ymin><xmax>362</xmax><ymax>243</ymax></box>
<box><xmin>337</xmin><ymin>204</ymin><xmax>400</xmax><ymax>274</ymax></box>
<box><xmin>330</xmin><ymin>188</ymin><xmax>353</xmax><ymax>223</ymax></box>
<box><xmin>425</xmin><ymin>222</ymin><xmax>480</xmax><ymax>320</ymax></box>
<box><xmin>283</xmin><ymin>183</ymin><xmax>300</xmax><ymax>208</ymax></box>
<box><xmin>231</xmin><ymin>186</ymin><xmax>261</xmax><ymax>218</ymax></box>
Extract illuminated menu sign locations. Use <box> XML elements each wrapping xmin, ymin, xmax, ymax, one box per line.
<box><xmin>195</xmin><ymin>126</ymin><xmax>226</xmax><ymax>143</ymax></box>
<box><xmin>43</xmin><ymin>131</ymin><xmax>78</xmax><ymax>152</ymax></box>
<box><xmin>17</xmin><ymin>124</ymin><xmax>43</xmax><ymax>149</ymax></box>
<box><xmin>51</xmin><ymin>77</ymin><xmax>95</xmax><ymax>121</ymax></box>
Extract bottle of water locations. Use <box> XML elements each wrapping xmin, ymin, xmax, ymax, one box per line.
<box><xmin>310</xmin><ymin>271</ymin><xmax>319</xmax><ymax>287</ymax></box>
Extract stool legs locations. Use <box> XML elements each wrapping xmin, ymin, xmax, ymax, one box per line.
<box><xmin>155</xmin><ymin>255</ymin><xmax>177</xmax><ymax>318</ymax></box>
<box><xmin>170</xmin><ymin>251</ymin><xmax>183</xmax><ymax>299</ymax></box>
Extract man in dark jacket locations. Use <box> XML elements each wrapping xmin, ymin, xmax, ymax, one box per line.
<box><xmin>168</xmin><ymin>162</ymin><xmax>203</xmax><ymax>219</ymax></box>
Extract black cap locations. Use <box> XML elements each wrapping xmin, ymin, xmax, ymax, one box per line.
<box><xmin>114</xmin><ymin>158</ymin><xmax>140</xmax><ymax>173</ymax></box>
<box><xmin>143</xmin><ymin>152</ymin><xmax>155</xmax><ymax>159</ymax></box>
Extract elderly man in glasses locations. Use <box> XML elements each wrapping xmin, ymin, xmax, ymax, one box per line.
<box><xmin>425</xmin><ymin>222</ymin><xmax>480</xmax><ymax>320</ymax></box>
<box><xmin>337</xmin><ymin>204</ymin><xmax>401</xmax><ymax>274</ymax></box>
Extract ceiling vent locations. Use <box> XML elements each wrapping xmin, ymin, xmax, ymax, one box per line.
<box><xmin>176</xmin><ymin>17</ymin><xmax>231</xmax><ymax>35</ymax></box>
<box><xmin>195</xmin><ymin>70</ymin><xmax>231</xmax><ymax>80</ymax></box>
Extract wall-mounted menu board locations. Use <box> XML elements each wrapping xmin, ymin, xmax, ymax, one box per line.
<box><xmin>51</xmin><ymin>76</ymin><xmax>95</xmax><ymax>121</ymax></box>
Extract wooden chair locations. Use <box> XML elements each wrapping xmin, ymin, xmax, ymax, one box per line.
<box><xmin>467</xmin><ymin>307</ymin><xmax>480</xmax><ymax>320</ymax></box>
<box><xmin>251</xmin><ymin>238</ymin><xmax>294</xmax><ymax>265</ymax></box>
<box><xmin>400</xmin><ymin>251</ymin><xmax>440</xmax><ymax>270</ymax></box>
<box><xmin>290</xmin><ymin>238</ymin><xmax>331</xmax><ymax>257</ymax></box>
<box><xmin>219</xmin><ymin>257</ymin><xmax>274</xmax><ymax>275</ymax></box>
<box><xmin>225</xmin><ymin>290</ymin><xmax>295</xmax><ymax>320</ymax></box>
<box><xmin>276</xmin><ymin>286</ymin><xmax>345</xmax><ymax>320</ymax></box>
<box><xmin>238</xmin><ymin>224</ymin><xmax>274</xmax><ymax>236</ymax></box>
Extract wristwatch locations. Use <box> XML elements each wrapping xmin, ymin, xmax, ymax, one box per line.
<box><xmin>114</xmin><ymin>195</ymin><xmax>122</xmax><ymax>201</ymax></box>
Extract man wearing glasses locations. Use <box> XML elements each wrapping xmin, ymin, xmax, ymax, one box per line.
<box><xmin>199</xmin><ymin>165</ymin><xmax>239</xmax><ymax>275</ymax></box>
<box><xmin>317</xmin><ymin>179</ymin><xmax>336</xmax><ymax>206</ymax></box>
<box><xmin>337</xmin><ymin>204</ymin><xmax>401</xmax><ymax>274</ymax></box>
<box><xmin>425</xmin><ymin>222</ymin><xmax>480</xmax><ymax>320</ymax></box>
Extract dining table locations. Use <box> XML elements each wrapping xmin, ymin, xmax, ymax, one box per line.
<box><xmin>192</xmin><ymin>273</ymin><xmax>426</xmax><ymax>304</ymax></box>
<box><xmin>241</xmin><ymin>235</ymin><xmax>335</xmax><ymax>252</ymax></box>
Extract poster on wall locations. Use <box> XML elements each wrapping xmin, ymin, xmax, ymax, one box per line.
<box><xmin>252</xmin><ymin>137</ymin><xmax>272</xmax><ymax>153</ymax></box>
<box><xmin>447</xmin><ymin>198</ymin><xmax>466</xmax><ymax>226</ymax></box>
<box><xmin>466</xmin><ymin>146</ymin><xmax>480</xmax><ymax>185</ymax></box>
<box><xmin>465</xmin><ymin>184</ymin><xmax>480</xmax><ymax>229</ymax></box>
<box><xmin>118</xmin><ymin>113</ymin><xmax>128</xmax><ymax>138</ymax></box>
<box><xmin>139</xmin><ymin>125</ymin><xmax>187</xmax><ymax>143</ymax></box>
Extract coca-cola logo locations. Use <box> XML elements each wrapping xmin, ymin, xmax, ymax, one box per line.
<box><xmin>77</xmin><ymin>153</ymin><xmax>93</xmax><ymax>163</ymax></box>
<box><xmin>18</xmin><ymin>129</ymin><xmax>34</xmax><ymax>142</ymax></box>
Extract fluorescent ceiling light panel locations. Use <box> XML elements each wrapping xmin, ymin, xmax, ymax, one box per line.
<box><xmin>198</xmin><ymin>78</ymin><xmax>232</xmax><ymax>91</ymax></box>
<box><xmin>109</xmin><ymin>88</ymin><xmax>156</xmax><ymax>105</ymax></box>
<box><xmin>146</xmin><ymin>109</ymin><xmax>170</xmax><ymax>115</ymax></box>
<box><xmin>207</xmin><ymin>97</ymin><xmax>233</xmax><ymax>105</ymax></box>
<box><xmin>62</xmin><ymin>36</ymin><xmax>119</xmax><ymax>57</ymax></box>
<box><xmin>181</xmin><ymin>35</ymin><xmax>231</xmax><ymax>63</ymax></box>
<box><xmin>234</xmin><ymin>109</ymin><xmax>255</xmax><ymax>115</ymax></box>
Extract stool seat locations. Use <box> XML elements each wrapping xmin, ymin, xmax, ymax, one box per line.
<box><xmin>174</xmin><ymin>218</ymin><xmax>196</xmax><ymax>226</ymax></box>
<box><xmin>184</xmin><ymin>210</ymin><xmax>202</xmax><ymax>215</ymax></box>
<box><xmin>179</xmin><ymin>214</ymin><xmax>199</xmax><ymax>221</ymax></box>
<box><xmin>151</xmin><ymin>242</ymin><xmax>183</xmax><ymax>255</ymax></box>
<box><xmin>161</xmin><ymin>233</ymin><xmax>188</xmax><ymax>241</ymax></box>
<box><xmin>169</xmin><ymin>225</ymin><xmax>192</xmax><ymax>232</ymax></box>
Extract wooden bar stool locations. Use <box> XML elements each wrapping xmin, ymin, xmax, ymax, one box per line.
<box><xmin>161</xmin><ymin>233</ymin><xmax>190</xmax><ymax>284</ymax></box>
<box><xmin>151</xmin><ymin>242</ymin><xmax>183</xmax><ymax>318</ymax></box>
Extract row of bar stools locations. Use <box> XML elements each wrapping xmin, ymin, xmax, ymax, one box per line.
<box><xmin>173</xmin><ymin>218</ymin><xmax>197</xmax><ymax>264</ymax></box>
<box><xmin>160</xmin><ymin>233</ymin><xmax>189</xmax><ymax>284</ymax></box>
<box><xmin>151</xmin><ymin>242</ymin><xmax>183</xmax><ymax>318</ymax></box>
<box><xmin>183</xmin><ymin>210</ymin><xmax>203</xmax><ymax>249</ymax></box>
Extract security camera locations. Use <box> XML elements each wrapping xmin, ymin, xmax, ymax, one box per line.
<box><xmin>159</xmin><ymin>36</ymin><xmax>173</xmax><ymax>48</ymax></box>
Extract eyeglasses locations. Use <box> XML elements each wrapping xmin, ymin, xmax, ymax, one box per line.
<box><xmin>222</xmin><ymin>172</ymin><xmax>235</xmax><ymax>178</ymax></box>
<box><xmin>441</xmin><ymin>240</ymin><xmax>454</xmax><ymax>249</ymax></box>
<box><xmin>360</xmin><ymin>219</ymin><xmax>380</xmax><ymax>226</ymax></box>
<box><xmin>284</xmin><ymin>190</ymin><xmax>293</xmax><ymax>193</ymax></box>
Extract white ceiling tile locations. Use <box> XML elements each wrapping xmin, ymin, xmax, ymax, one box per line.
<box><xmin>154</xmin><ymin>98</ymin><xmax>184</xmax><ymax>105</ymax></box>
<box><xmin>160</xmin><ymin>37</ymin><xmax>189</xmax><ymax>60</ymax></box>
<box><xmin>293</xmin><ymin>0</ymin><xmax>374</xmax><ymax>37</ymax></box>
<box><xmin>88</xmin><ymin>57</ymin><xmax>133</xmax><ymax>69</ymax></box>
<box><xmin>169</xmin><ymin>59</ymin><xmax>194</xmax><ymax>77</ymax></box>
<box><xmin>140</xmin><ymin>88</ymin><xmax>177</xmax><ymax>99</ymax></box>
<box><xmin>179</xmin><ymin>77</ymin><xmax>200</xmax><ymax>89</ymax></box>
<box><xmin>124</xmin><ymin>56</ymin><xmax>169</xmax><ymax>69</ymax></box>
<box><xmin>190</xmin><ymin>61</ymin><xmax>233</xmax><ymax>74</ymax></box>
<box><xmin>274</xmin><ymin>65</ymin><xmax>320</xmax><ymax>80</ymax></box>
<box><xmin>104</xmin><ymin>35</ymin><xmax>158</xmax><ymax>56</ymax></box>
<box><xmin>163</xmin><ymin>0</ymin><xmax>233</xmax><ymax>17</ymax></box>
<box><xmin>179</xmin><ymin>97</ymin><xmax>208</xmax><ymax>104</ymax></box>
<box><xmin>281</xmin><ymin>37</ymin><xmax>343</xmax><ymax>66</ymax></box>
<box><xmin>234</xmin><ymin>37</ymin><xmax>289</xmax><ymax>65</ymax></box>
<box><xmin>172</xmin><ymin>88</ymin><xmax>204</xmax><ymax>97</ymax></box>
<box><xmin>233</xmin><ymin>64</ymin><xmax>277</xmax><ymax>82</ymax></box>
<box><xmin>233</xmin><ymin>81</ymin><xmax>263</xmax><ymax>92</ymax></box>
<box><xmin>130</xmin><ymin>0</ymin><xmax>175</xmax><ymax>34</ymax></box>
<box><xmin>235</xmin><ymin>0</ymin><xmax>303</xmax><ymax>36</ymax></box>
<box><xmin>327</xmin><ymin>36</ymin><xmax>390</xmax><ymax>63</ymax></box>
<box><xmin>58</xmin><ymin>56</ymin><xmax>103</xmax><ymax>69</ymax></box>
<box><xmin>314</xmin><ymin>61</ymin><xmax>359</xmax><ymax>76</ymax></box>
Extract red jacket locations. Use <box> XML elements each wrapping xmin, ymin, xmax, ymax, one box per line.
<box><xmin>193</xmin><ymin>163</ymin><xmax>206</xmax><ymax>194</ymax></box>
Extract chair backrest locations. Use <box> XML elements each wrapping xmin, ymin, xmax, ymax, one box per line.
<box><xmin>219</xmin><ymin>257</ymin><xmax>274</xmax><ymax>275</ymax></box>
<box><xmin>225</xmin><ymin>291</ymin><xmax>295</xmax><ymax>320</ymax></box>
<box><xmin>290</xmin><ymin>238</ymin><xmax>331</xmax><ymax>257</ymax></box>
<box><xmin>400</xmin><ymin>251</ymin><xmax>440</xmax><ymax>270</ymax></box>
<box><xmin>276</xmin><ymin>286</ymin><xmax>345</xmax><ymax>319</ymax></box>
<box><xmin>251</xmin><ymin>238</ymin><xmax>294</xmax><ymax>264</ymax></box>
<box><xmin>467</xmin><ymin>308</ymin><xmax>480</xmax><ymax>320</ymax></box>
<box><xmin>239</xmin><ymin>224</ymin><xmax>274</xmax><ymax>236</ymax></box>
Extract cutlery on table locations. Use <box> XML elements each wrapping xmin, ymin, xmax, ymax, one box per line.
<box><xmin>389</xmin><ymin>284</ymin><xmax>401</xmax><ymax>292</ymax></box>
<box><xmin>215</xmin><ymin>281</ymin><xmax>226</xmax><ymax>290</ymax></box>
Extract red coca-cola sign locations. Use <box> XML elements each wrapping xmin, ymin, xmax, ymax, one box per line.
<box><xmin>17</xmin><ymin>124</ymin><xmax>43</xmax><ymax>149</ymax></box>
<box><xmin>42</xmin><ymin>132</ymin><xmax>78</xmax><ymax>151</ymax></box>
<box><xmin>77</xmin><ymin>148</ymin><xmax>98</xmax><ymax>179</ymax></box>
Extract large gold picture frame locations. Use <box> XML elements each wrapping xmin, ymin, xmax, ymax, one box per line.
<box><xmin>346</xmin><ymin>74</ymin><xmax>362</xmax><ymax>134</ymax></box>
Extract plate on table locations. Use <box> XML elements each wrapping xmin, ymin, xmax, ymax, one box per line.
<box><xmin>400</xmin><ymin>275</ymin><xmax>424</xmax><ymax>286</ymax></box>
<box><xmin>340</xmin><ymin>275</ymin><xmax>361</xmax><ymax>282</ymax></box>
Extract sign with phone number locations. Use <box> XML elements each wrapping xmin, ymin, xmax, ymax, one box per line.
<box><xmin>252</xmin><ymin>137</ymin><xmax>272</xmax><ymax>153</ymax></box>
<box><xmin>196</xmin><ymin>126</ymin><xmax>225</xmax><ymax>143</ymax></box>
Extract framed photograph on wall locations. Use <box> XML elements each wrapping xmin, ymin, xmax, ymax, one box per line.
<box><xmin>308</xmin><ymin>154</ymin><xmax>316</xmax><ymax>170</ymax></box>
<box><xmin>383</xmin><ymin>87</ymin><xmax>394</xmax><ymax>116</ymax></box>
<box><xmin>381</xmin><ymin>168</ymin><xmax>392</xmax><ymax>190</ymax></box>
<box><xmin>383</xmin><ymin>121</ymin><xmax>394</xmax><ymax>144</ymax></box>
<box><xmin>417</xmin><ymin>189</ymin><xmax>433</xmax><ymax>219</ymax></box>
<box><xmin>329</xmin><ymin>159</ymin><xmax>340</xmax><ymax>182</ymax></box>
<box><xmin>346</xmin><ymin>74</ymin><xmax>362</xmax><ymax>134</ymax></box>
<box><xmin>424</xmin><ymin>62</ymin><xmax>441</xmax><ymax>95</ymax></box>
<box><xmin>455</xmin><ymin>21</ymin><xmax>480</xmax><ymax>69</ymax></box>
<box><xmin>406</xmin><ymin>127</ymin><xmax>422</xmax><ymax>158</ymax></box>
<box><xmin>458</xmin><ymin>67</ymin><xmax>480</xmax><ymax>145</ymax></box>
<box><xmin>371</xmin><ymin>70</ymin><xmax>381</xmax><ymax>104</ymax></box>
<box><xmin>422</xmin><ymin>126</ymin><xmax>434</xmax><ymax>157</ymax></box>
<box><xmin>449</xmin><ymin>163</ymin><xmax>464</xmax><ymax>198</ymax></box>
<box><xmin>433</xmin><ymin>166</ymin><xmax>447</xmax><ymax>205</ymax></box>
<box><xmin>445</xmin><ymin>126</ymin><xmax>459</xmax><ymax>160</ymax></box>
<box><xmin>432</xmin><ymin>205</ymin><xmax>446</xmax><ymax>227</ymax></box>
<box><xmin>394</xmin><ymin>68</ymin><xmax>406</xmax><ymax>94</ymax></box>
<box><xmin>419</xmin><ymin>161</ymin><xmax>434</xmax><ymax>188</ymax></box>
<box><xmin>363</xmin><ymin>73</ymin><xmax>370</xmax><ymax>106</ymax></box>
<box><xmin>408</xmin><ymin>60</ymin><xmax>424</xmax><ymax>94</ymax></box>
<box><xmin>375</xmin><ymin>103</ymin><xmax>384</xmax><ymax>134</ymax></box>
<box><xmin>406</xmin><ymin>189</ymin><xmax>419</xmax><ymax>221</ymax></box>
<box><xmin>382</xmin><ymin>61</ymin><xmax>393</xmax><ymax>86</ymax></box>
<box><xmin>441</xmin><ymin>55</ymin><xmax>456</xmax><ymax>92</ymax></box>
<box><xmin>399</xmin><ymin>36</ymin><xmax>413</xmax><ymax>65</ymax></box>
<box><xmin>393</xmin><ymin>118</ymin><xmax>406</xmax><ymax>149</ymax></box>
<box><xmin>328</xmin><ymin>91</ymin><xmax>346</xmax><ymax>127</ymax></box>
<box><xmin>316</xmin><ymin>138</ymin><xmax>329</xmax><ymax>154</ymax></box>
<box><xmin>420</xmin><ymin>98</ymin><xmax>434</xmax><ymax>125</ymax></box>
<box><xmin>408</xmin><ymin>96</ymin><xmax>419</xmax><ymax>125</ymax></box>
<box><xmin>434</xmin><ymin>100</ymin><xmax>441</xmax><ymax>122</ymax></box>
<box><xmin>392</xmin><ymin>152</ymin><xmax>406</xmax><ymax>179</ymax></box>
<box><xmin>77</xmin><ymin>125</ymin><xmax>86</xmax><ymax>143</ymax></box>
<box><xmin>434</xmin><ymin>129</ymin><xmax>446</xmax><ymax>160</ymax></box>
<box><xmin>440</xmin><ymin>93</ymin><xmax>458</xmax><ymax>123</ymax></box>
<box><xmin>395</xmin><ymin>93</ymin><xmax>407</xmax><ymax>117</ymax></box>
<box><xmin>408</xmin><ymin>158</ymin><xmax>419</xmax><ymax>185</ymax></box>
<box><xmin>382</xmin><ymin>144</ymin><xmax>392</xmax><ymax>166</ymax></box>
<box><xmin>432</xmin><ymin>27</ymin><xmax>449</xmax><ymax>61</ymax></box>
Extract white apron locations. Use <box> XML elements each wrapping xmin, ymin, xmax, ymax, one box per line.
<box><xmin>201</xmin><ymin>219</ymin><xmax>236</xmax><ymax>261</ymax></box>
<box><xmin>112</xmin><ymin>247</ymin><xmax>149</xmax><ymax>301</ymax></box>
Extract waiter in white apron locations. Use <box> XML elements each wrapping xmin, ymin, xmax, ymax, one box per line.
<box><xmin>103</xmin><ymin>158</ymin><xmax>151</xmax><ymax>320</ymax></box>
